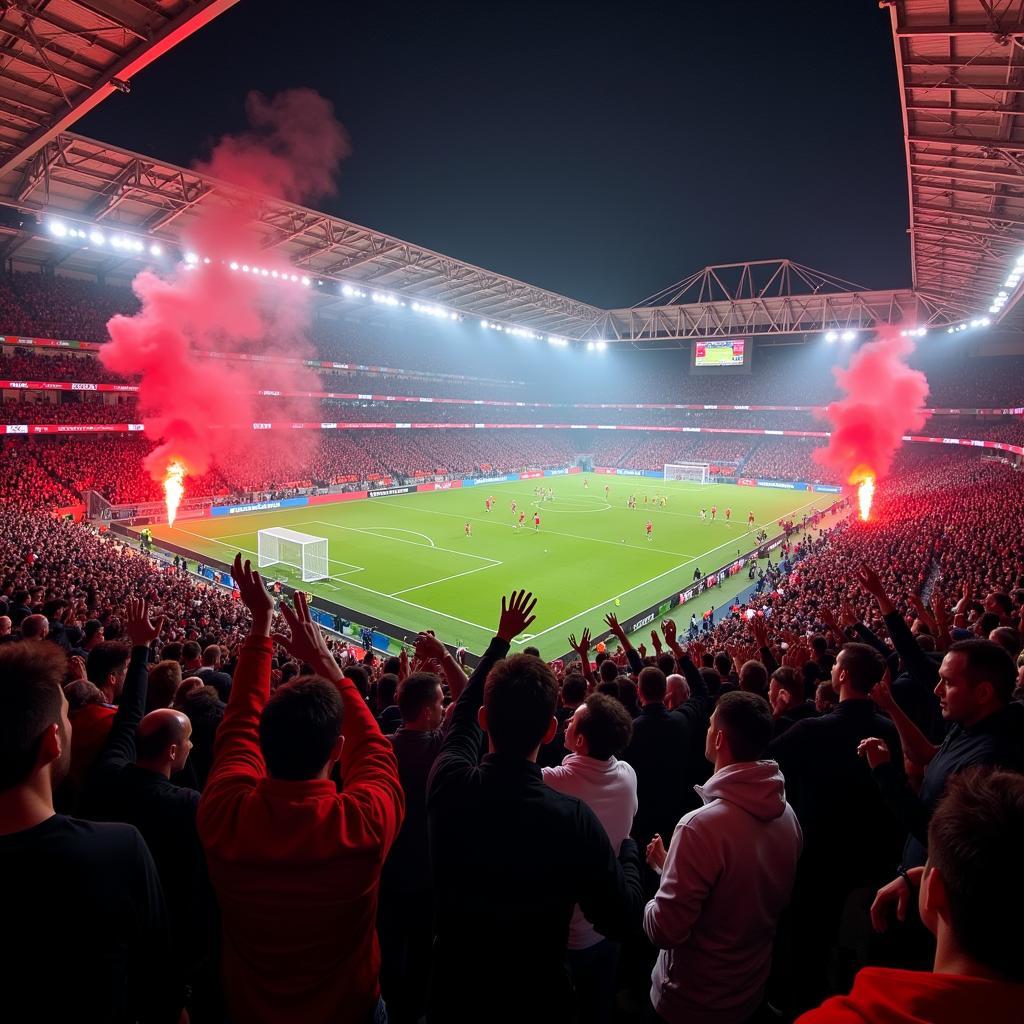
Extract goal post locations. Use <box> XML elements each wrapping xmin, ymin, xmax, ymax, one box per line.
<box><xmin>664</xmin><ymin>463</ymin><xmax>710</xmax><ymax>484</ymax></box>
<box><xmin>257</xmin><ymin>527</ymin><xmax>329</xmax><ymax>582</ymax></box>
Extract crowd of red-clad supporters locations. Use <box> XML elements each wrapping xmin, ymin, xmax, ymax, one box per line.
<box><xmin>4</xmin><ymin>271</ymin><xmax>1024</xmax><ymax>1023</ymax></box>
<box><xmin>2</xmin><ymin>443</ymin><xmax>1024</xmax><ymax>1024</ymax></box>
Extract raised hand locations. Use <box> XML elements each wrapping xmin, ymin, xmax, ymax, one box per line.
<box><xmin>661</xmin><ymin>618</ymin><xmax>678</xmax><ymax>646</ymax></box>
<box><xmin>748</xmin><ymin>614</ymin><xmax>769</xmax><ymax>648</ymax></box>
<box><xmin>399</xmin><ymin>647</ymin><xmax>410</xmax><ymax>682</ymax></box>
<box><xmin>124</xmin><ymin>596</ymin><xmax>165</xmax><ymax>648</ymax></box>
<box><xmin>839</xmin><ymin>599</ymin><xmax>858</xmax><ymax>630</ymax></box>
<box><xmin>687</xmin><ymin>638</ymin><xmax>706</xmax><ymax>664</ymax></box>
<box><xmin>870</xmin><ymin>868</ymin><xmax>924</xmax><ymax>933</ymax></box>
<box><xmin>650</xmin><ymin>629</ymin><xmax>663</xmax><ymax>654</ymax></box>
<box><xmin>415</xmin><ymin>630</ymin><xmax>447</xmax><ymax>665</ymax></box>
<box><xmin>637</xmin><ymin>642</ymin><xmax>648</xmax><ymax>659</ymax></box>
<box><xmin>604</xmin><ymin>612</ymin><xmax>626</xmax><ymax>640</ymax></box>
<box><xmin>869</xmin><ymin>667</ymin><xmax>897</xmax><ymax>713</ymax></box>
<box><xmin>232</xmin><ymin>553</ymin><xmax>274</xmax><ymax>635</ymax></box>
<box><xmin>646</xmin><ymin>834</ymin><xmax>668</xmax><ymax>873</ymax></box>
<box><xmin>857</xmin><ymin>736</ymin><xmax>892</xmax><ymax>770</ymax></box>
<box><xmin>271</xmin><ymin>591</ymin><xmax>338</xmax><ymax>679</ymax></box>
<box><xmin>568</xmin><ymin>627</ymin><xmax>591</xmax><ymax>657</ymax></box>
<box><xmin>497</xmin><ymin>590</ymin><xmax>538</xmax><ymax>642</ymax></box>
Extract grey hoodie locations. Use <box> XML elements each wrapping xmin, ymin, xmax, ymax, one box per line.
<box><xmin>644</xmin><ymin>760</ymin><xmax>802</xmax><ymax>1024</ymax></box>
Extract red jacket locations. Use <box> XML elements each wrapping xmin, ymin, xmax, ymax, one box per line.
<box><xmin>197</xmin><ymin>636</ymin><xmax>404</xmax><ymax>1024</ymax></box>
<box><xmin>797</xmin><ymin>967</ymin><xmax>1024</xmax><ymax>1024</ymax></box>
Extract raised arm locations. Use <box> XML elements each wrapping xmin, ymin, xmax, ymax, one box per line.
<box><xmin>273</xmin><ymin>590</ymin><xmax>404</xmax><ymax>851</ymax></box>
<box><xmin>605</xmin><ymin>613</ymin><xmax>643</xmax><ymax>675</ymax></box>
<box><xmin>428</xmin><ymin>591</ymin><xmax>537</xmax><ymax>800</ymax></box>
<box><xmin>568</xmin><ymin>627</ymin><xmax>596</xmax><ymax>687</ymax></box>
<box><xmin>662</xmin><ymin>619</ymin><xmax>707</xmax><ymax>701</ymax></box>
<box><xmin>200</xmin><ymin>555</ymin><xmax>275</xmax><ymax>807</ymax></box>
<box><xmin>93</xmin><ymin>597</ymin><xmax>164</xmax><ymax>775</ymax></box>
<box><xmin>415</xmin><ymin>630</ymin><xmax>469</xmax><ymax>702</ymax></box>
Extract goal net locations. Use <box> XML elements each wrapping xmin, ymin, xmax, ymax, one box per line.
<box><xmin>664</xmin><ymin>463</ymin><xmax>710</xmax><ymax>484</ymax></box>
<box><xmin>257</xmin><ymin>527</ymin><xmax>329</xmax><ymax>582</ymax></box>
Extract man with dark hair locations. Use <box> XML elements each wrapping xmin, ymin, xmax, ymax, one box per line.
<box><xmin>427</xmin><ymin>591</ymin><xmax>643</xmax><ymax>1024</ymax></box>
<box><xmin>0</xmin><ymin>639</ymin><xmax>179</xmax><ymax>1022</ymax></box>
<box><xmin>67</xmin><ymin>639</ymin><xmax>131</xmax><ymax>795</ymax></box>
<box><xmin>196</xmin><ymin>643</ymin><xmax>232</xmax><ymax>702</ymax></box>
<box><xmin>375</xmin><ymin>629</ymin><xmax>469</xmax><ymax>1024</ymax></box>
<box><xmin>599</xmin><ymin>657</ymin><xmax>620</xmax><ymax>685</ymax></box>
<box><xmin>523</xmin><ymin>644</ymin><xmax>541</xmax><ymax>657</ymax></box>
<box><xmin>375</xmin><ymin>672</ymin><xmax>402</xmax><ymax>734</ymax></box>
<box><xmin>645</xmin><ymin>692</ymin><xmax>802</xmax><ymax>1023</ymax></box>
<box><xmin>181</xmin><ymin>640</ymin><xmax>202</xmax><ymax>675</ymax></box>
<box><xmin>738</xmin><ymin>658</ymin><xmax>769</xmax><ymax>698</ymax></box>
<box><xmin>542</xmin><ymin>693</ymin><xmax>637</xmax><ymax>1024</ymax></box>
<box><xmin>769</xmin><ymin>642</ymin><xmax>905</xmax><ymax>1011</ymax></box>
<box><xmin>863</xmin><ymin>639</ymin><xmax>1024</xmax><ymax>925</ymax></box>
<box><xmin>82</xmin><ymin>598</ymin><xmax>209</xmax><ymax>1017</ymax></box>
<box><xmin>198</xmin><ymin>558</ymin><xmax>404</xmax><ymax>1024</ymax></box>
<box><xmin>801</xmin><ymin>767</ymin><xmax>1024</xmax><ymax>1022</ymax></box>
<box><xmin>769</xmin><ymin>666</ymin><xmax>817</xmax><ymax>735</ymax></box>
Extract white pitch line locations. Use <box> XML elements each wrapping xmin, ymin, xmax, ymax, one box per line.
<box><xmin>304</xmin><ymin>521</ymin><xmax>501</xmax><ymax>565</ymax></box>
<box><xmin>172</xmin><ymin>526</ymin><xmax>495</xmax><ymax>636</ymax></box>
<box><xmin>518</xmin><ymin>494</ymin><xmax>824</xmax><ymax>645</ymax></box>
<box><xmin>389</xmin><ymin>560</ymin><xmax>503</xmax><ymax>597</ymax></box>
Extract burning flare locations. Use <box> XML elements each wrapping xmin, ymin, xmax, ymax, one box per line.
<box><xmin>164</xmin><ymin>461</ymin><xmax>186</xmax><ymax>526</ymax></box>
<box><xmin>855</xmin><ymin>474</ymin><xmax>875</xmax><ymax>522</ymax></box>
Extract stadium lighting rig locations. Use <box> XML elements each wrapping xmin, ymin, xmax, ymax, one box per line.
<box><xmin>823</xmin><ymin>330</ymin><xmax>858</xmax><ymax>343</ymax></box>
<box><xmin>47</xmin><ymin>218</ymin><xmax>163</xmax><ymax>258</ymax></box>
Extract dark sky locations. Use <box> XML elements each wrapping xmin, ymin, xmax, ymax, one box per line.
<box><xmin>77</xmin><ymin>0</ymin><xmax>910</xmax><ymax>309</ymax></box>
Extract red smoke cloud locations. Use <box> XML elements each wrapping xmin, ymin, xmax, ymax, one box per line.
<box><xmin>100</xmin><ymin>89</ymin><xmax>350</xmax><ymax>497</ymax></box>
<box><xmin>813</xmin><ymin>328</ymin><xmax>930</xmax><ymax>486</ymax></box>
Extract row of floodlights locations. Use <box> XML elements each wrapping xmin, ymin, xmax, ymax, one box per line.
<box><xmin>899</xmin><ymin>327</ymin><xmax>929</xmax><ymax>338</ymax></box>
<box><xmin>946</xmin><ymin>318</ymin><xmax>991</xmax><ymax>334</ymax></box>
<box><xmin>823</xmin><ymin>330</ymin><xmax>858</xmax><ymax>343</ymax></box>
<box><xmin>989</xmin><ymin>255</ymin><xmax>1024</xmax><ymax>314</ymax></box>
<box><xmin>48</xmin><ymin>219</ymin><xmax>161</xmax><ymax>257</ymax></box>
<box><xmin>340</xmin><ymin>283</ymin><xmax>460</xmax><ymax>320</ymax></box>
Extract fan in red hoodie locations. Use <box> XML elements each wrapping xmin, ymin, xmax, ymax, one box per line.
<box><xmin>198</xmin><ymin>556</ymin><xmax>404</xmax><ymax>1024</ymax></box>
<box><xmin>797</xmin><ymin>766</ymin><xmax>1024</xmax><ymax>1024</ymax></box>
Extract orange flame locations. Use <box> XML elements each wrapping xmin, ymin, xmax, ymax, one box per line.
<box><xmin>856</xmin><ymin>475</ymin><xmax>875</xmax><ymax>521</ymax></box>
<box><xmin>164</xmin><ymin>461</ymin><xmax>186</xmax><ymax>526</ymax></box>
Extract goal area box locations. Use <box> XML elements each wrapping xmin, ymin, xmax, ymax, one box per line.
<box><xmin>257</xmin><ymin>527</ymin><xmax>329</xmax><ymax>582</ymax></box>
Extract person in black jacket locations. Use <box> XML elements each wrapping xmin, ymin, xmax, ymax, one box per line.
<box><xmin>0</xmin><ymin>637</ymin><xmax>180</xmax><ymax>1023</ymax></box>
<box><xmin>427</xmin><ymin>590</ymin><xmax>644</xmax><ymax>1024</ymax></box>
<box><xmin>769</xmin><ymin>641</ymin><xmax>905</xmax><ymax>1011</ymax></box>
<box><xmin>81</xmin><ymin>597</ymin><xmax>212</xmax><ymax>1018</ymax></box>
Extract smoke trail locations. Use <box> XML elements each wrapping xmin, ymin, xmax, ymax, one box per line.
<box><xmin>813</xmin><ymin>328</ymin><xmax>930</xmax><ymax>500</ymax></box>
<box><xmin>100</xmin><ymin>90</ymin><xmax>351</xmax><ymax>509</ymax></box>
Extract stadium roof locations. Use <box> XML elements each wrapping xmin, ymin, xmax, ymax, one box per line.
<box><xmin>0</xmin><ymin>1</ymin><xmax>239</xmax><ymax>179</ymax></box>
<box><xmin>0</xmin><ymin>1</ymin><xmax>1006</xmax><ymax>343</ymax></box>
<box><xmin>889</xmin><ymin>0</ymin><xmax>1024</xmax><ymax>322</ymax></box>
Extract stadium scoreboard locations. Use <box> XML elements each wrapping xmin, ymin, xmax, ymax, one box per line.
<box><xmin>695</xmin><ymin>339</ymin><xmax>745</xmax><ymax>366</ymax></box>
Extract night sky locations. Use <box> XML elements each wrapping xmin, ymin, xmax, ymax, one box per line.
<box><xmin>77</xmin><ymin>0</ymin><xmax>910</xmax><ymax>309</ymax></box>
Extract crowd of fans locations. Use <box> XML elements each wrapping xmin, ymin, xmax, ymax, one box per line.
<box><xmin>2</xmin><ymin>439</ymin><xmax>1024</xmax><ymax>1023</ymax></box>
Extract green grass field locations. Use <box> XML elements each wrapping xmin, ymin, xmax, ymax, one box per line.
<box><xmin>143</xmin><ymin>473</ymin><xmax>820</xmax><ymax>659</ymax></box>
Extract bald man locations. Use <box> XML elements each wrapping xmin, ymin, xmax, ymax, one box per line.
<box><xmin>82</xmin><ymin>598</ymin><xmax>207</xmax><ymax>1010</ymax></box>
<box><xmin>19</xmin><ymin>613</ymin><xmax>49</xmax><ymax>641</ymax></box>
<box><xmin>0</xmin><ymin>615</ymin><xmax>13</xmax><ymax>642</ymax></box>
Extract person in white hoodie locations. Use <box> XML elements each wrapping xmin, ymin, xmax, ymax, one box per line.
<box><xmin>542</xmin><ymin>692</ymin><xmax>638</xmax><ymax>1024</ymax></box>
<box><xmin>644</xmin><ymin>690</ymin><xmax>802</xmax><ymax>1024</ymax></box>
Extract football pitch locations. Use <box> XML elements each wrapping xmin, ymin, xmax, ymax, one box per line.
<box><xmin>144</xmin><ymin>473</ymin><xmax>820</xmax><ymax>660</ymax></box>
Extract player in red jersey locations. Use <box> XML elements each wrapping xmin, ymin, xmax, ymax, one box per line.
<box><xmin>465</xmin><ymin>521</ymin><xmax>472</xmax><ymax>537</ymax></box>
<box><xmin>511</xmin><ymin>500</ymin><xmax>517</xmax><ymax>516</ymax></box>
<box><xmin>645</xmin><ymin>520</ymin><xmax>653</xmax><ymax>541</ymax></box>
<box><xmin>485</xmin><ymin>498</ymin><xmax>492</xmax><ymax>512</ymax></box>
<box><xmin>725</xmin><ymin>507</ymin><xmax>732</xmax><ymax>521</ymax></box>
<box><xmin>747</xmin><ymin>510</ymin><xmax>755</xmax><ymax>528</ymax></box>
<box><xmin>710</xmin><ymin>505</ymin><xmax>717</xmax><ymax>521</ymax></box>
<box><xmin>534</xmin><ymin>512</ymin><xmax>541</xmax><ymax>532</ymax></box>
<box><xmin>518</xmin><ymin>512</ymin><xmax>526</xmax><ymax>529</ymax></box>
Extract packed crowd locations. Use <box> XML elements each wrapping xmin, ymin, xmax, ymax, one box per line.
<box><xmin>2</xmin><ymin>442</ymin><xmax>1024</xmax><ymax>1024</ymax></box>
